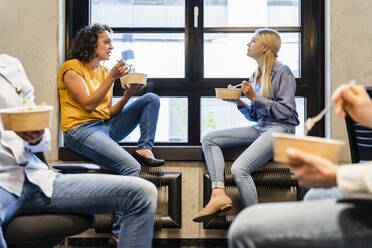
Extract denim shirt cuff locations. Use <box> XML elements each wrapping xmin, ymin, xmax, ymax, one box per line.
<box><xmin>253</xmin><ymin>95</ymin><xmax>269</xmax><ymax>109</ymax></box>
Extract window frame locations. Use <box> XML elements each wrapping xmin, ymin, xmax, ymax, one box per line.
<box><xmin>65</xmin><ymin>0</ymin><xmax>324</xmax><ymax>147</ymax></box>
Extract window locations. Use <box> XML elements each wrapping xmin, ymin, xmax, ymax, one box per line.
<box><xmin>66</xmin><ymin>0</ymin><xmax>324</xmax><ymax>146</ymax></box>
<box><xmin>113</xmin><ymin>97</ymin><xmax>188</xmax><ymax>143</ymax></box>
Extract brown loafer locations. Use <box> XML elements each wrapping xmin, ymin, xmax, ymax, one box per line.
<box><xmin>192</xmin><ymin>195</ymin><xmax>232</xmax><ymax>222</ymax></box>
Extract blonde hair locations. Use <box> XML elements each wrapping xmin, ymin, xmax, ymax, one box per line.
<box><xmin>253</xmin><ymin>28</ymin><xmax>281</xmax><ymax>98</ymax></box>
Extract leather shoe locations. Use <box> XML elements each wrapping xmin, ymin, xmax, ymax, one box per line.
<box><xmin>132</xmin><ymin>151</ymin><xmax>165</xmax><ymax>167</ymax></box>
<box><xmin>192</xmin><ymin>195</ymin><xmax>232</xmax><ymax>222</ymax></box>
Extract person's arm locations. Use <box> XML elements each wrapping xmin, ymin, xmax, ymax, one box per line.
<box><xmin>332</xmin><ymin>84</ymin><xmax>372</xmax><ymax>128</ymax></box>
<box><xmin>336</xmin><ymin>163</ymin><xmax>372</xmax><ymax>193</ymax></box>
<box><xmin>20</xmin><ymin>128</ymin><xmax>51</xmax><ymax>153</ymax></box>
<box><xmin>250</xmin><ymin>70</ymin><xmax>297</xmax><ymax>122</ymax></box>
<box><xmin>63</xmin><ymin>60</ymin><xmax>129</xmax><ymax>112</ymax></box>
<box><xmin>286</xmin><ymin>148</ymin><xmax>372</xmax><ymax>194</ymax></box>
<box><xmin>232</xmin><ymin>81</ymin><xmax>259</xmax><ymax>121</ymax></box>
<box><xmin>108</xmin><ymin>84</ymin><xmax>143</xmax><ymax>116</ymax></box>
<box><xmin>236</xmin><ymin>99</ymin><xmax>260</xmax><ymax>122</ymax></box>
<box><xmin>286</xmin><ymin>148</ymin><xmax>338</xmax><ymax>188</ymax></box>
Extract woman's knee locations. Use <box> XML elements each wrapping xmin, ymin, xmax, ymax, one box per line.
<box><xmin>143</xmin><ymin>93</ymin><xmax>160</xmax><ymax>106</ymax></box>
<box><xmin>131</xmin><ymin>179</ymin><xmax>158</xmax><ymax>211</ymax></box>
<box><xmin>201</xmin><ymin>131</ymin><xmax>219</xmax><ymax>147</ymax></box>
<box><xmin>128</xmin><ymin>163</ymin><xmax>141</xmax><ymax>177</ymax></box>
<box><xmin>142</xmin><ymin>180</ymin><xmax>158</xmax><ymax>205</ymax></box>
<box><xmin>132</xmin><ymin>164</ymin><xmax>142</xmax><ymax>176</ymax></box>
<box><xmin>116</xmin><ymin>161</ymin><xmax>141</xmax><ymax>177</ymax></box>
<box><xmin>230</xmin><ymin>162</ymin><xmax>247</xmax><ymax>179</ymax></box>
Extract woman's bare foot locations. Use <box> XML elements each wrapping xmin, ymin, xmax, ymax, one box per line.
<box><xmin>135</xmin><ymin>148</ymin><xmax>154</xmax><ymax>159</ymax></box>
<box><xmin>132</xmin><ymin>149</ymin><xmax>165</xmax><ymax>167</ymax></box>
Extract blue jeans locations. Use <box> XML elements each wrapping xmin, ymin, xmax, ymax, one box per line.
<box><xmin>64</xmin><ymin>93</ymin><xmax>160</xmax><ymax>176</ymax></box>
<box><xmin>228</xmin><ymin>199</ymin><xmax>372</xmax><ymax>248</ymax></box>
<box><xmin>64</xmin><ymin>93</ymin><xmax>160</xmax><ymax>237</ymax></box>
<box><xmin>304</xmin><ymin>187</ymin><xmax>344</xmax><ymax>201</ymax></box>
<box><xmin>0</xmin><ymin>174</ymin><xmax>157</xmax><ymax>248</ymax></box>
<box><xmin>202</xmin><ymin>120</ymin><xmax>295</xmax><ymax>207</ymax></box>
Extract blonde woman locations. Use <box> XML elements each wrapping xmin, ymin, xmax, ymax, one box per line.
<box><xmin>193</xmin><ymin>28</ymin><xmax>299</xmax><ymax>222</ymax></box>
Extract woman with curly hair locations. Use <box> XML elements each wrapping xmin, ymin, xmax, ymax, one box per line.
<box><xmin>57</xmin><ymin>23</ymin><xmax>164</xmax><ymax>244</ymax></box>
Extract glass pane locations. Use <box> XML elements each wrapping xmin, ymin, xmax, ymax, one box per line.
<box><xmin>204</xmin><ymin>32</ymin><xmax>300</xmax><ymax>78</ymax></box>
<box><xmin>204</xmin><ymin>0</ymin><xmax>300</xmax><ymax>27</ymax></box>
<box><xmin>113</xmin><ymin>97</ymin><xmax>188</xmax><ymax>143</ymax></box>
<box><xmin>104</xmin><ymin>33</ymin><xmax>184</xmax><ymax>78</ymax></box>
<box><xmin>200</xmin><ymin>96</ymin><xmax>305</xmax><ymax>139</ymax></box>
<box><xmin>91</xmin><ymin>0</ymin><xmax>185</xmax><ymax>28</ymax></box>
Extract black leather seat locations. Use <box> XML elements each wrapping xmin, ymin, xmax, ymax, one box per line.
<box><xmin>3</xmin><ymin>214</ymin><xmax>94</xmax><ymax>248</ymax></box>
<box><xmin>345</xmin><ymin>86</ymin><xmax>372</xmax><ymax>163</ymax></box>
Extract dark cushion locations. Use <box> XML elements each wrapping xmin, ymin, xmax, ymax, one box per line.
<box><xmin>4</xmin><ymin>214</ymin><xmax>94</xmax><ymax>246</ymax></box>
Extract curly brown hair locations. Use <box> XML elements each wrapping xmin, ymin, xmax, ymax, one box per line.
<box><xmin>69</xmin><ymin>23</ymin><xmax>112</xmax><ymax>63</ymax></box>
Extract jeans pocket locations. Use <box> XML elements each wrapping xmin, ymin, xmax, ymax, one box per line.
<box><xmin>65</xmin><ymin>128</ymin><xmax>75</xmax><ymax>137</ymax></box>
<box><xmin>65</xmin><ymin>123</ymin><xmax>84</xmax><ymax>136</ymax></box>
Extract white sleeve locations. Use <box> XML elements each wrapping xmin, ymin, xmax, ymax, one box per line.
<box><xmin>24</xmin><ymin>128</ymin><xmax>51</xmax><ymax>153</ymax></box>
<box><xmin>337</xmin><ymin>162</ymin><xmax>372</xmax><ymax>193</ymax></box>
<box><xmin>13</xmin><ymin>56</ymin><xmax>35</xmax><ymax>106</ymax></box>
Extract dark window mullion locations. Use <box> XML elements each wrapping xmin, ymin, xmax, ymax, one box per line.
<box><xmin>111</xmin><ymin>27</ymin><xmax>185</xmax><ymax>33</ymax></box>
<box><xmin>203</xmin><ymin>27</ymin><xmax>301</xmax><ymax>33</ymax></box>
<box><xmin>185</xmin><ymin>0</ymin><xmax>192</xmax><ymax>80</ymax></box>
<box><xmin>188</xmin><ymin>0</ymin><xmax>203</xmax><ymax>81</ymax></box>
<box><xmin>187</xmin><ymin>0</ymin><xmax>203</xmax><ymax>144</ymax></box>
<box><xmin>66</xmin><ymin>0</ymin><xmax>89</xmax><ymax>56</ymax></box>
<box><xmin>301</xmin><ymin>0</ymin><xmax>324</xmax><ymax>136</ymax></box>
<box><xmin>188</xmin><ymin>94</ymin><xmax>201</xmax><ymax>145</ymax></box>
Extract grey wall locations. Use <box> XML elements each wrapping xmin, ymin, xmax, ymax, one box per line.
<box><xmin>329</xmin><ymin>0</ymin><xmax>372</xmax><ymax>162</ymax></box>
<box><xmin>0</xmin><ymin>0</ymin><xmax>64</xmax><ymax>161</ymax></box>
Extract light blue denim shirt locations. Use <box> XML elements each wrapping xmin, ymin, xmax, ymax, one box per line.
<box><xmin>0</xmin><ymin>54</ymin><xmax>58</xmax><ymax>197</ymax></box>
<box><xmin>239</xmin><ymin>61</ymin><xmax>300</xmax><ymax>126</ymax></box>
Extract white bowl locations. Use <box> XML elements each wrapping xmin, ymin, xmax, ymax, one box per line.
<box><xmin>273</xmin><ymin>133</ymin><xmax>345</xmax><ymax>165</ymax></box>
<box><xmin>120</xmin><ymin>73</ymin><xmax>147</xmax><ymax>88</ymax></box>
<box><xmin>0</xmin><ymin>105</ymin><xmax>53</xmax><ymax>131</ymax></box>
<box><xmin>215</xmin><ymin>88</ymin><xmax>241</xmax><ymax>99</ymax></box>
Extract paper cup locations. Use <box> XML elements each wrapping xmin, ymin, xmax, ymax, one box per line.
<box><xmin>215</xmin><ymin>88</ymin><xmax>241</xmax><ymax>99</ymax></box>
<box><xmin>120</xmin><ymin>73</ymin><xmax>147</xmax><ymax>88</ymax></box>
<box><xmin>273</xmin><ymin>133</ymin><xmax>345</xmax><ymax>165</ymax></box>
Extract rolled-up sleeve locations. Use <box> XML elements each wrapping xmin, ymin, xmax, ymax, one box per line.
<box><xmin>24</xmin><ymin>128</ymin><xmax>51</xmax><ymax>153</ymax></box>
<box><xmin>337</xmin><ymin>163</ymin><xmax>372</xmax><ymax>193</ymax></box>
<box><xmin>238</xmin><ymin>101</ymin><xmax>259</xmax><ymax>122</ymax></box>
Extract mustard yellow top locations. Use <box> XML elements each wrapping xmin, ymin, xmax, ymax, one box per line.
<box><xmin>58</xmin><ymin>59</ymin><xmax>112</xmax><ymax>132</ymax></box>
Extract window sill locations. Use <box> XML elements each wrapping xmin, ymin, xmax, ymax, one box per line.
<box><xmin>58</xmin><ymin>146</ymin><xmax>246</xmax><ymax>161</ymax></box>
